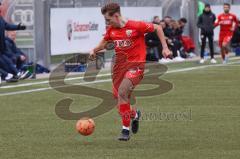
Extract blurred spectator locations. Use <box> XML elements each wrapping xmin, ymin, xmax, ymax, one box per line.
<box><xmin>0</xmin><ymin>67</ymin><xmax>16</xmax><ymax>82</ymax></box>
<box><xmin>152</xmin><ymin>16</ymin><xmax>161</xmax><ymax>24</ymax></box>
<box><xmin>158</xmin><ymin>20</ymin><xmax>173</xmax><ymax>63</ymax></box>
<box><xmin>163</xmin><ymin>16</ymin><xmax>173</xmax><ymax>38</ymax></box>
<box><xmin>197</xmin><ymin>4</ymin><xmax>217</xmax><ymax>64</ymax></box>
<box><xmin>0</xmin><ymin>53</ymin><xmax>20</xmax><ymax>78</ymax></box>
<box><xmin>164</xmin><ymin>16</ymin><xmax>172</xmax><ymax>28</ymax></box>
<box><xmin>147</xmin><ymin>15</ymin><xmax>199</xmax><ymax>63</ymax></box>
<box><xmin>5</xmin><ymin>31</ymin><xmax>27</xmax><ymax>70</ymax></box>
<box><xmin>0</xmin><ymin>2</ymin><xmax>27</xmax><ymax>82</ymax></box>
<box><xmin>165</xmin><ymin>20</ymin><xmax>180</xmax><ymax>58</ymax></box>
<box><xmin>159</xmin><ymin>20</ymin><xmax>166</xmax><ymax>29</ymax></box>
<box><xmin>178</xmin><ymin>18</ymin><xmax>196</xmax><ymax>57</ymax></box>
<box><xmin>0</xmin><ymin>4</ymin><xmax>26</xmax><ymax>54</ymax></box>
<box><xmin>170</xmin><ymin>20</ymin><xmax>184</xmax><ymax>52</ymax></box>
<box><xmin>145</xmin><ymin>16</ymin><xmax>163</xmax><ymax>61</ymax></box>
<box><xmin>180</xmin><ymin>35</ymin><xmax>196</xmax><ymax>57</ymax></box>
<box><xmin>162</xmin><ymin>19</ymin><xmax>185</xmax><ymax>62</ymax></box>
<box><xmin>178</xmin><ymin>18</ymin><xmax>187</xmax><ymax>34</ymax></box>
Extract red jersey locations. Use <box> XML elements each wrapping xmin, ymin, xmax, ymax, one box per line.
<box><xmin>215</xmin><ymin>13</ymin><xmax>238</xmax><ymax>36</ymax></box>
<box><xmin>104</xmin><ymin>20</ymin><xmax>154</xmax><ymax>66</ymax></box>
<box><xmin>104</xmin><ymin>20</ymin><xmax>154</xmax><ymax>98</ymax></box>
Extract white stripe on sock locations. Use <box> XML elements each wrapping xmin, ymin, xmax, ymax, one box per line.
<box><xmin>122</xmin><ymin>126</ymin><xmax>130</xmax><ymax>130</ymax></box>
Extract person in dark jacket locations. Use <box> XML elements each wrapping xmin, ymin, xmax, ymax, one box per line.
<box><xmin>0</xmin><ymin>67</ymin><xmax>17</xmax><ymax>82</ymax></box>
<box><xmin>0</xmin><ymin>17</ymin><xmax>26</xmax><ymax>54</ymax></box>
<box><xmin>197</xmin><ymin>4</ymin><xmax>217</xmax><ymax>64</ymax></box>
<box><xmin>0</xmin><ymin>2</ymin><xmax>26</xmax><ymax>81</ymax></box>
<box><xmin>0</xmin><ymin>53</ymin><xmax>19</xmax><ymax>76</ymax></box>
<box><xmin>231</xmin><ymin>21</ymin><xmax>240</xmax><ymax>48</ymax></box>
<box><xmin>5</xmin><ymin>31</ymin><xmax>27</xmax><ymax>70</ymax></box>
<box><xmin>145</xmin><ymin>29</ymin><xmax>162</xmax><ymax>61</ymax></box>
<box><xmin>145</xmin><ymin>16</ymin><xmax>163</xmax><ymax>61</ymax></box>
<box><xmin>0</xmin><ymin>2</ymin><xmax>26</xmax><ymax>54</ymax></box>
<box><xmin>178</xmin><ymin>18</ymin><xmax>187</xmax><ymax>37</ymax></box>
<box><xmin>163</xmin><ymin>20</ymin><xmax>185</xmax><ymax>61</ymax></box>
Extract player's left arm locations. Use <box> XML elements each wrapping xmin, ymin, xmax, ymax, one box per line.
<box><xmin>153</xmin><ymin>24</ymin><xmax>172</xmax><ymax>57</ymax></box>
<box><xmin>231</xmin><ymin>15</ymin><xmax>238</xmax><ymax>31</ymax></box>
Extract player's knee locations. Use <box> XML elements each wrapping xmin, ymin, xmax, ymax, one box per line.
<box><xmin>118</xmin><ymin>87</ymin><xmax>128</xmax><ymax>100</ymax></box>
<box><xmin>222</xmin><ymin>42</ymin><xmax>229</xmax><ymax>48</ymax></box>
<box><xmin>118</xmin><ymin>90</ymin><xmax>127</xmax><ymax>99</ymax></box>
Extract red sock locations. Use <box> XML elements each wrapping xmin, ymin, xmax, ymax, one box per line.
<box><xmin>118</xmin><ymin>103</ymin><xmax>131</xmax><ymax>128</ymax></box>
<box><xmin>130</xmin><ymin>108</ymin><xmax>136</xmax><ymax>119</ymax></box>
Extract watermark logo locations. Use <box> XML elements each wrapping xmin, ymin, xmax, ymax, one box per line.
<box><xmin>49</xmin><ymin>55</ymin><xmax>174</xmax><ymax>120</ymax></box>
<box><xmin>141</xmin><ymin>109</ymin><xmax>192</xmax><ymax>121</ymax></box>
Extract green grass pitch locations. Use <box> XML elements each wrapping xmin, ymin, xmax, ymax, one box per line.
<box><xmin>0</xmin><ymin>58</ymin><xmax>240</xmax><ymax>159</ymax></box>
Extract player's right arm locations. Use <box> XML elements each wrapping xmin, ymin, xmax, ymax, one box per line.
<box><xmin>90</xmin><ymin>27</ymin><xmax>112</xmax><ymax>60</ymax></box>
<box><xmin>92</xmin><ymin>39</ymin><xmax>108</xmax><ymax>54</ymax></box>
<box><xmin>214</xmin><ymin>15</ymin><xmax>221</xmax><ymax>28</ymax></box>
<box><xmin>89</xmin><ymin>39</ymin><xmax>108</xmax><ymax>60</ymax></box>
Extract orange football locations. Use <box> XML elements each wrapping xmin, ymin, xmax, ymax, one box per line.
<box><xmin>76</xmin><ymin>118</ymin><xmax>95</xmax><ymax>136</ymax></box>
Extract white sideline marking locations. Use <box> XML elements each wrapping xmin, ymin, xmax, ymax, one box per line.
<box><xmin>2</xmin><ymin>56</ymin><xmax>240</xmax><ymax>89</ymax></box>
<box><xmin>0</xmin><ymin>79</ymin><xmax>112</xmax><ymax>96</ymax></box>
<box><xmin>0</xmin><ymin>60</ymin><xmax>239</xmax><ymax>97</ymax></box>
<box><xmin>0</xmin><ymin>73</ymin><xmax>112</xmax><ymax>89</ymax></box>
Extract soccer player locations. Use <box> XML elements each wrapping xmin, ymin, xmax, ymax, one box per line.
<box><xmin>215</xmin><ymin>3</ymin><xmax>238</xmax><ymax>64</ymax></box>
<box><xmin>90</xmin><ymin>3</ymin><xmax>171</xmax><ymax>141</ymax></box>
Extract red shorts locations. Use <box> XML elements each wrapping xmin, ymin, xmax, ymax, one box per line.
<box><xmin>219</xmin><ymin>34</ymin><xmax>233</xmax><ymax>47</ymax></box>
<box><xmin>112</xmin><ymin>67</ymin><xmax>144</xmax><ymax>99</ymax></box>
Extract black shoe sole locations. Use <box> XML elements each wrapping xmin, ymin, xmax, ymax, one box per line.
<box><xmin>6</xmin><ymin>79</ymin><xmax>18</xmax><ymax>83</ymax></box>
<box><xmin>118</xmin><ymin>137</ymin><xmax>130</xmax><ymax>141</ymax></box>
<box><xmin>118</xmin><ymin>129</ymin><xmax>130</xmax><ymax>141</ymax></box>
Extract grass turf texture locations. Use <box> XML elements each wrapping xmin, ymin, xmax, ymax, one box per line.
<box><xmin>0</xmin><ymin>60</ymin><xmax>240</xmax><ymax>159</ymax></box>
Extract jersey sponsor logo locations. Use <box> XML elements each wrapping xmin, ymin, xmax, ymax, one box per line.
<box><xmin>114</xmin><ymin>40</ymin><xmax>132</xmax><ymax>48</ymax></box>
<box><xmin>219</xmin><ymin>20</ymin><xmax>232</xmax><ymax>25</ymax></box>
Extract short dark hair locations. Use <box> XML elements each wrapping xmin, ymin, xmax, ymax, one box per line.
<box><xmin>224</xmin><ymin>3</ymin><xmax>230</xmax><ymax>7</ymax></box>
<box><xmin>101</xmin><ymin>3</ymin><xmax>121</xmax><ymax>16</ymax></box>
<box><xmin>164</xmin><ymin>16</ymin><xmax>172</xmax><ymax>19</ymax></box>
<box><xmin>179</xmin><ymin>18</ymin><xmax>187</xmax><ymax>23</ymax></box>
<box><xmin>205</xmin><ymin>3</ymin><xmax>211</xmax><ymax>8</ymax></box>
<box><xmin>153</xmin><ymin>16</ymin><xmax>159</xmax><ymax>20</ymax></box>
